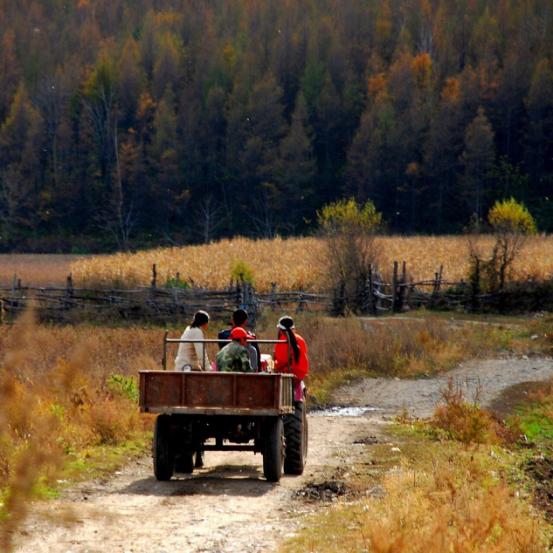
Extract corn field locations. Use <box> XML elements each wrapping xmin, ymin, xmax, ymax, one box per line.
<box><xmin>70</xmin><ymin>235</ymin><xmax>553</xmax><ymax>292</ymax></box>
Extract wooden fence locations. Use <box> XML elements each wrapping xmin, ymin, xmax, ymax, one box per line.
<box><xmin>0</xmin><ymin>261</ymin><xmax>534</xmax><ymax>324</ymax></box>
<box><xmin>0</xmin><ymin>275</ymin><xmax>332</xmax><ymax>324</ymax></box>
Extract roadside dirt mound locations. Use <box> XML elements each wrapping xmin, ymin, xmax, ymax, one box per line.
<box><xmin>527</xmin><ymin>455</ymin><xmax>553</xmax><ymax>521</ymax></box>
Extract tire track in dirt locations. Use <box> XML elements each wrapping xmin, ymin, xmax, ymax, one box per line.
<box><xmin>14</xmin><ymin>357</ymin><xmax>553</xmax><ymax>553</ymax></box>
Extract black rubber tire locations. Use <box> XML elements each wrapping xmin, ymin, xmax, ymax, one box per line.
<box><xmin>175</xmin><ymin>452</ymin><xmax>194</xmax><ymax>474</ymax></box>
<box><xmin>263</xmin><ymin>417</ymin><xmax>284</xmax><ymax>483</ymax></box>
<box><xmin>153</xmin><ymin>415</ymin><xmax>174</xmax><ymax>481</ymax></box>
<box><xmin>284</xmin><ymin>401</ymin><xmax>308</xmax><ymax>475</ymax></box>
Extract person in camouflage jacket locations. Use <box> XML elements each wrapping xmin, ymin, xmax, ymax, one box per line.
<box><xmin>216</xmin><ymin>327</ymin><xmax>253</xmax><ymax>372</ymax></box>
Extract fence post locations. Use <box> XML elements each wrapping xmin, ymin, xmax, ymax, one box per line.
<box><xmin>151</xmin><ymin>264</ymin><xmax>157</xmax><ymax>289</ymax></box>
<box><xmin>236</xmin><ymin>281</ymin><xmax>243</xmax><ymax>309</ymax></box>
<box><xmin>397</xmin><ymin>261</ymin><xmax>407</xmax><ymax>312</ymax></box>
<box><xmin>368</xmin><ymin>264</ymin><xmax>377</xmax><ymax>315</ymax></box>
<box><xmin>296</xmin><ymin>289</ymin><xmax>306</xmax><ymax>313</ymax></box>
<box><xmin>391</xmin><ymin>261</ymin><xmax>399</xmax><ymax>313</ymax></box>
<box><xmin>250</xmin><ymin>285</ymin><xmax>259</xmax><ymax>325</ymax></box>
<box><xmin>270</xmin><ymin>282</ymin><xmax>277</xmax><ymax>311</ymax></box>
<box><xmin>332</xmin><ymin>280</ymin><xmax>346</xmax><ymax>316</ymax></box>
<box><xmin>470</xmin><ymin>259</ymin><xmax>480</xmax><ymax>312</ymax></box>
<box><xmin>436</xmin><ymin>265</ymin><xmax>443</xmax><ymax>292</ymax></box>
<box><xmin>66</xmin><ymin>273</ymin><xmax>74</xmax><ymax>298</ymax></box>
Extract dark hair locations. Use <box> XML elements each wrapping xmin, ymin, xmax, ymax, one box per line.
<box><xmin>277</xmin><ymin>316</ymin><xmax>300</xmax><ymax>363</ymax></box>
<box><xmin>232</xmin><ymin>308</ymin><xmax>248</xmax><ymax>326</ymax></box>
<box><xmin>191</xmin><ymin>310</ymin><xmax>210</xmax><ymax>328</ymax></box>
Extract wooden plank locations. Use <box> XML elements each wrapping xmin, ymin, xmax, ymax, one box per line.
<box><xmin>141</xmin><ymin>406</ymin><xmax>294</xmax><ymax>416</ymax></box>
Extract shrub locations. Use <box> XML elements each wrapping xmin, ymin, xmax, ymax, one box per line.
<box><xmin>488</xmin><ymin>197</ymin><xmax>537</xmax><ymax>235</ymax></box>
<box><xmin>230</xmin><ymin>259</ymin><xmax>255</xmax><ymax>285</ymax></box>
<box><xmin>431</xmin><ymin>379</ymin><xmax>512</xmax><ymax>444</ymax></box>
<box><xmin>107</xmin><ymin>374</ymin><xmax>139</xmax><ymax>403</ymax></box>
<box><xmin>317</xmin><ymin>198</ymin><xmax>383</xmax><ymax>313</ymax></box>
<box><xmin>468</xmin><ymin>198</ymin><xmax>537</xmax><ymax>292</ymax></box>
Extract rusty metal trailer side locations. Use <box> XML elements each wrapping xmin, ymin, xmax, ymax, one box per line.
<box><xmin>139</xmin><ymin>371</ymin><xmax>294</xmax><ymax>416</ymax></box>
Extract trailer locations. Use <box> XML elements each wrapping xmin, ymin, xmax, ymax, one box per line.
<box><xmin>139</xmin><ymin>337</ymin><xmax>308</xmax><ymax>482</ymax></box>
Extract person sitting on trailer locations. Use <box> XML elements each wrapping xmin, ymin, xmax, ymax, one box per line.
<box><xmin>218</xmin><ymin>308</ymin><xmax>260</xmax><ymax>370</ymax></box>
<box><xmin>216</xmin><ymin>327</ymin><xmax>253</xmax><ymax>372</ymax></box>
<box><xmin>273</xmin><ymin>315</ymin><xmax>309</xmax><ymax>381</ymax></box>
<box><xmin>174</xmin><ymin>310</ymin><xmax>210</xmax><ymax>371</ymax></box>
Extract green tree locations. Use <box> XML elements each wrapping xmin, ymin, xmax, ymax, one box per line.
<box><xmin>118</xmin><ymin>37</ymin><xmax>145</xmax><ymax>127</ymax></box>
<box><xmin>524</xmin><ymin>59</ymin><xmax>553</xmax><ymax>187</ymax></box>
<box><xmin>151</xmin><ymin>88</ymin><xmax>188</xmax><ymax>231</ymax></box>
<box><xmin>0</xmin><ymin>83</ymin><xmax>43</xmax><ymax>240</ymax></box>
<box><xmin>461</xmin><ymin>107</ymin><xmax>496</xmax><ymax>222</ymax></box>
<box><xmin>424</xmin><ymin>78</ymin><xmax>465</xmax><ymax>231</ymax></box>
<box><xmin>152</xmin><ymin>33</ymin><xmax>184</xmax><ymax>100</ymax></box>
<box><xmin>274</xmin><ymin>94</ymin><xmax>316</xmax><ymax>230</ymax></box>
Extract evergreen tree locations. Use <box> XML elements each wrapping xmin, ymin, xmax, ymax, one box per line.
<box><xmin>524</xmin><ymin>59</ymin><xmax>553</xmax><ymax>189</ymax></box>
<box><xmin>274</xmin><ymin>93</ymin><xmax>316</xmax><ymax>230</ymax></box>
<box><xmin>0</xmin><ymin>83</ymin><xmax>43</xmax><ymax>240</ymax></box>
<box><xmin>424</xmin><ymin>77</ymin><xmax>465</xmax><ymax>231</ymax></box>
<box><xmin>151</xmin><ymin>87</ymin><xmax>187</xmax><ymax>231</ymax></box>
<box><xmin>461</xmin><ymin>107</ymin><xmax>496</xmax><ymax>222</ymax></box>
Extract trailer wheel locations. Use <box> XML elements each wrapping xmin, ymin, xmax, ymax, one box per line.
<box><xmin>153</xmin><ymin>415</ymin><xmax>174</xmax><ymax>481</ymax></box>
<box><xmin>263</xmin><ymin>417</ymin><xmax>284</xmax><ymax>483</ymax></box>
<box><xmin>284</xmin><ymin>401</ymin><xmax>308</xmax><ymax>475</ymax></box>
<box><xmin>175</xmin><ymin>452</ymin><xmax>194</xmax><ymax>474</ymax></box>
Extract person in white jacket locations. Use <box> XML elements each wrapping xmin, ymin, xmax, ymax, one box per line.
<box><xmin>174</xmin><ymin>311</ymin><xmax>210</xmax><ymax>371</ymax></box>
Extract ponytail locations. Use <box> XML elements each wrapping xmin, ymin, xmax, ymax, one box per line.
<box><xmin>277</xmin><ymin>316</ymin><xmax>300</xmax><ymax>363</ymax></box>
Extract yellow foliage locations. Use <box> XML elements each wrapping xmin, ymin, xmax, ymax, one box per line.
<box><xmin>441</xmin><ymin>76</ymin><xmax>461</xmax><ymax>103</ymax></box>
<box><xmin>317</xmin><ymin>197</ymin><xmax>382</xmax><ymax>234</ymax></box>
<box><xmin>368</xmin><ymin>72</ymin><xmax>388</xmax><ymax>98</ymax></box>
<box><xmin>488</xmin><ymin>197</ymin><xmax>537</xmax><ymax>235</ymax></box>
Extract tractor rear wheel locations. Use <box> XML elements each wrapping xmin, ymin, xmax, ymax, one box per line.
<box><xmin>284</xmin><ymin>401</ymin><xmax>308</xmax><ymax>475</ymax></box>
<box><xmin>153</xmin><ymin>415</ymin><xmax>174</xmax><ymax>481</ymax></box>
<box><xmin>263</xmin><ymin>417</ymin><xmax>284</xmax><ymax>482</ymax></box>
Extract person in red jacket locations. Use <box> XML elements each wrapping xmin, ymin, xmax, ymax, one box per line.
<box><xmin>273</xmin><ymin>315</ymin><xmax>309</xmax><ymax>381</ymax></box>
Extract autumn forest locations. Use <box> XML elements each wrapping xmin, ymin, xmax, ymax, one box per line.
<box><xmin>0</xmin><ymin>0</ymin><xmax>552</xmax><ymax>251</ymax></box>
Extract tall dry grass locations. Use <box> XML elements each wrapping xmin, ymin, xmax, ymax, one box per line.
<box><xmin>70</xmin><ymin>235</ymin><xmax>553</xmax><ymax>291</ymax></box>
<box><xmin>0</xmin><ymin>313</ymin><xmax>162</xmax><ymax>551</ymax></box>
<box><xmin>283</xmin><ymin>448</ymin><xmax>546</xmax><ymax>553</ymax></box>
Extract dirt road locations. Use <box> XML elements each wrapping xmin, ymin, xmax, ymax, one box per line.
<box><xmin>14</xmin><ymin>356</ymin><xmax>553</xmax><ymax>553</ymax></box>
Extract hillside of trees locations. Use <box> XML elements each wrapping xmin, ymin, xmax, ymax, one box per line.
<box><xmin>0</xmin><ymin>0</ymin><xmax>552</xmax><ymax>251</ymax></box>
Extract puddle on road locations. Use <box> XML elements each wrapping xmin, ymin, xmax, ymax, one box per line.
<box><xmin>311</xmin><ymin>406</ymin><xmax>383</xmax><ymax>417</ymax></box>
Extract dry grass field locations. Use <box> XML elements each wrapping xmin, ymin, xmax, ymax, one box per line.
<box><xmin>70</xmin><ymin>235</ymin><xmax>553</xmax><ymax>292</ymax></box>
<box><xmin>0</xmin><ymin>254</ymin><xmax>87</xmax><ymax>287</ymax></box>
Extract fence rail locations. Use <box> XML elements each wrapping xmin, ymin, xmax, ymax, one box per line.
<box><xmin>0</xmin><ymin>260</ymin><xmax>545</xmax><ymax>324</ymax></box>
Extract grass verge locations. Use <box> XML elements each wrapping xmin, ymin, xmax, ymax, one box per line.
<box><xmin>283</xmin><ymin>387</ymin><xmax>553</xmax><ymax>553</ymax></box>
<box><xmin>283</xmin><ymin>434</ymin><xmax>550</xmax><ymax>553</ymax></box>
